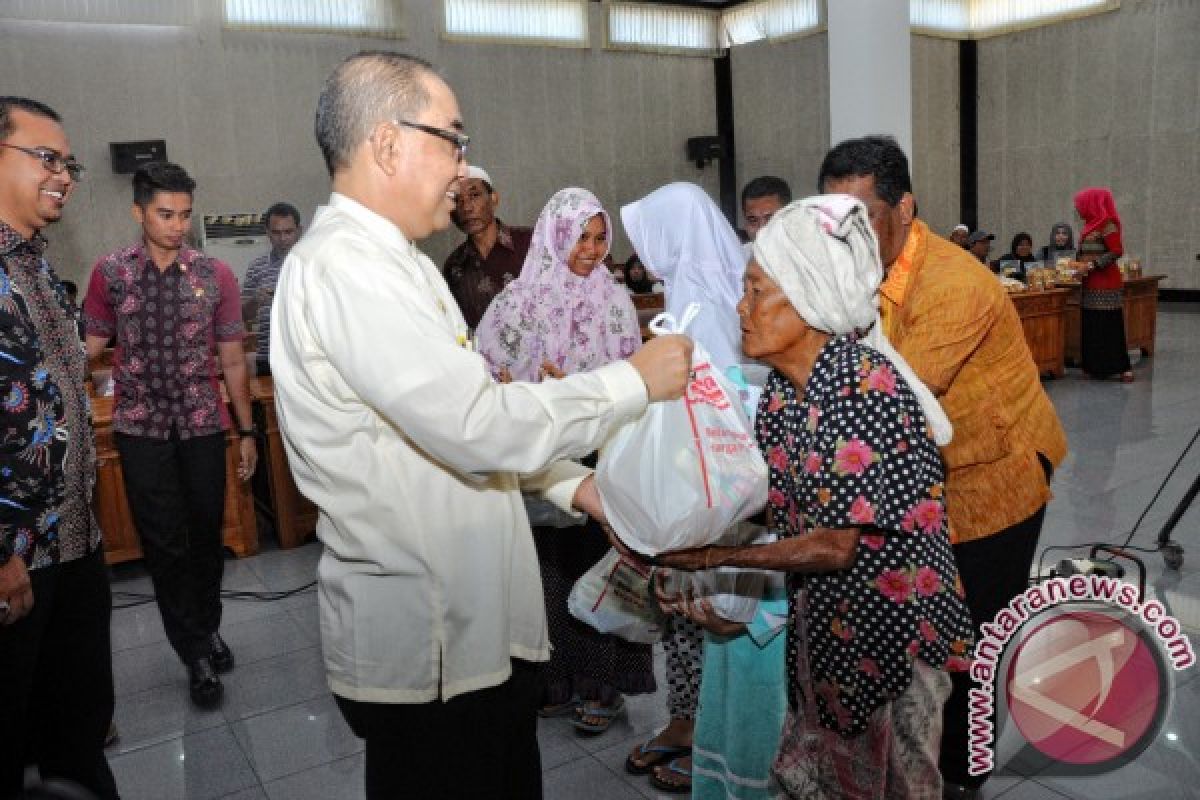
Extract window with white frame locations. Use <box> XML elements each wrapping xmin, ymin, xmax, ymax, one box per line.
<box><xmin>911</xmin><ymin>0</ymin><xmax>1119</xmax><ymax>38</ymax></box>
<box><xmin>606</xmin><ymin>2</ymin><xmax>720</xmax><ymax>55</ymax></box>
<box><xmin>721</xmin><ymin>0</ymin><xmax>822</xmax><ymax>47</ymax></box>
<box><xmin>443</xmin><ymin>0</ymin><xmax>588</xmax><ymax>46</ymax></box>
<box><xmin>222</xmin><ymin>0</ymin><xmax>404</xmax><ymax>37</ymax></box>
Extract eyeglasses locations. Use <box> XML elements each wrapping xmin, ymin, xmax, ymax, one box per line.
<box><xmin>0</xmin><ymin>143</ymin><xmax>85</xmax><ymax>180</ymax></box>
<box><xmin>394</xmin><ymin>120</ymin><xmax>469</xmax><ymax>162</ymax></box>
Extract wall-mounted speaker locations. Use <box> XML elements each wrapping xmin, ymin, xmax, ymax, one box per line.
<box><xmin>109</xmin><ymin>140</ymin><xmax>167</xmax><ymax>174</ymax></box>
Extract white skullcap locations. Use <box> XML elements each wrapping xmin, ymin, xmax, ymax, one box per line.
<box><xmin>465</xmin><ymin>165</ymin><xmax>492</xmax><ymax>186</ymax></box>
<box><xmin>952</xmin><ymin>223</ymin><xmax>969</xmax><ymax>233</ymax></box>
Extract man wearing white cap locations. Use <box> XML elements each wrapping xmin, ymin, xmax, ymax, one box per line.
<box><xmin>949</xmin><ymin>223</ymin><xmax>969</xmax><ymax>248</ymax></box>
<box><xmin>444</xmin><ymin>165</ymin><xmax>532</xmax><ymax>329</ymax></box>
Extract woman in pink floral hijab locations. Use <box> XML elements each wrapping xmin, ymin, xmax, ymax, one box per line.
<box><xmin>476</xmin><ymin>187</ymin><xmax>655</xmax><ymax>734</ymax></box>
<box><xmin>477</xmin><ymin>188</ymin><xmax>640</xmax><ymax>382</ymax></box>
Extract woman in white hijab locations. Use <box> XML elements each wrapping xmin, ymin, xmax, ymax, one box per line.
<box><xmin>658</xmin><ymin>196</ymin><xmax>971</xmax><ymax>800</ymax></box>
<box><xmin>617</xmin><ymin>183</ymin><xmax>750</xmax><ymax>792</ymax></box>
<box><xmin>621</xmin><ymin>182</ymin><xmax>748</xmax><ymax>375</ymax></box>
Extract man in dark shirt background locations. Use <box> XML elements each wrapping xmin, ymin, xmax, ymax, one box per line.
<box><xmin>443</xmin><ymin>166</ymin><xmax>531</xmax><ymax>330</ymax></box>
<box><xmin>0</xmin><ymin>95</ymin><xmax>119</xmax><ymax>800</ymax></box>
<box><xmin>241</xmin><ymin>201</ymin><xmax>302</xmax><ymax>376</ymax></box>
<box><xmin>83</xmin><ymin>162</ymin><xmax>257</xmax><ymax>709</ymax></box>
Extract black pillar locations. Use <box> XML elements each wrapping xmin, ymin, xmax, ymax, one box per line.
<box><xmin>959</xmin><ymin>39</ymin><xmax>978</xmax><ymax>230</ymax></box>
<box><xmin>714</xmin><ymin>52</ymin><xmax>737</xmax><ymax>225</ymax></box>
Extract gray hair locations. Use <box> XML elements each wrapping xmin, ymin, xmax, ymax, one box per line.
<box><xmin>314</xmin><ymin>51</ymin><xmax>435</xmax><ymax>177</ymax></box>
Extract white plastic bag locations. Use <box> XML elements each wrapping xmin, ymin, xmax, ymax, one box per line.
<box><xmin>567</xmin><ymin>548</ymin><xmax>666</xmax><ymax>644</ymax></box>
<box><xmin>679</xmin><ymin>525</ymin><xmax>777</xmax><ymax>624</ymax></box>
<box><xmin>596</xmin><ymin>305</ymin><xmax>768</xmax><ymax>556</ymax></box>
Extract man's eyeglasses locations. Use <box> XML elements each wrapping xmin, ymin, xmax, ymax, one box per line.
<box><xmin>394</xmin><ymin>120</ymin><xmax>469</xmax><ymax>163</ymax></box>
<box><xmin>0</xmin><ymin>143</ymin><xmax>85</xmax><ymax>180</ymax></box>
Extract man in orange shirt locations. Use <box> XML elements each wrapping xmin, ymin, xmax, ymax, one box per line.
<box><xmin>819</xmin><ymin>136</ymin><xmax>1067</xmax><ymax>799</ymax></box>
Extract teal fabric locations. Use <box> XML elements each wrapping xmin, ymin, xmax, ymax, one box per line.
<box><xmin>692</xmin><ymin>585</ymin><xmax>788</xmax><ymax>800</ymax></box>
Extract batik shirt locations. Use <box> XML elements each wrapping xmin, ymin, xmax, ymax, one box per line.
<box><xmin>443</xmin><ymin>221</ymin><xmax>532</xmax><ymax>330</ymax></box>
<box><xmin>241</xmin><ymin>249</ymin><xmax>285</xmax><ymax>366</ymax></box>
<box><xmin>83</xmin><ymin>243</ymin><xmax>244</xmax><ymax>439</ymax></box>
<box><xmin>757</xmin><ymin>335</ymin><xmax>974</xmax><ymax>737</ymax></box>
<box><xmin>0</xmin><ymin>221</ymin><xmax>99</xmax><ymax>569</ymax></box>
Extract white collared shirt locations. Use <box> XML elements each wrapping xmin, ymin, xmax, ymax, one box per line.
<box><xmin>270</xmin><ymin>193</ymin><xmax>648</xmax><ymax>703</ymax></box>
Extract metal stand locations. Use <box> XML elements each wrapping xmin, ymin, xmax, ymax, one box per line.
<box><xmin>1155</xmin><ymin>471</ymin><xmax>1198</xmax><ymax>571</ymax></box>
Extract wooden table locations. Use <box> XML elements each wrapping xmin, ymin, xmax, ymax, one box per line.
<box><xmin>1061</xmin><ymin>275</ymin><xmax>1165</xmax><ymax>365</ymax></box>
<box><xmin>93</xmin><ymin>395</ymin><xmax>259</xmax><ymax>564</ymax></box>
<box><xmin>1010</xmin><ymin>288</ymin><xmax>1069</xmax><ymax>378</ymax></box>
<box><xmin>249</xmin><ymin>376</ymin><xmax>318</xmax><ymax>549</ymax></box>
<box><xmin>631</xmin><ymin>292</ymin><xmax>665</xmax><ymax>340</ymax></box>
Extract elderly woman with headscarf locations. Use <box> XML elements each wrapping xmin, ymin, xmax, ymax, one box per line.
<box><xmin>475</xmin><ymin>188</ymin><xmax>654</xmax><ymax>734</ymax></box>
<box><xmin>1071</xmin><ymin>188</ymin><xmax>1133</xmax><ymax>382</ymax></box>
<box><xmin>658</xmin><ymin>195</ymin><xmax>973</xmax><ymax>800</ymax></box>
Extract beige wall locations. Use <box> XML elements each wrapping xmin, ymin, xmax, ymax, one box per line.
<box><xmin>976</xmin><ymin>0</ymin><xmax>1199</xmax><ymax>289</ymax></box>
<box><xmin>730</xmin><ymin>31</ymin><xmax>961</xmax><ymax>238</ymax></box>
<box><xmin>0</xmin><ymin>2</ymin><xmax>718</xmax><ymax>283</ymax></box>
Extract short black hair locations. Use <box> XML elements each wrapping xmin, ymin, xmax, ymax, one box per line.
<box><xmin>1010</xmin><ymin>231</ymin><xmax>1032</xmax><ymax>252</ymax></box>
<box><xmin>817</xmin><ymin>135</ymin><xmax>912</xmax><ymax>207</ymax></box>
<box><xmin>0</xmin><ymin>96</ymin><xmax>61</xmax><ymax>141</ymax></box>
<box><xmin>741</xmin><ymin>175</ymin><xmax>792</xmax><ymax>208</ymax></box>
<box><xmin>132</xmin><ymin>162</ymin><xmax>196</xmax><ymax>208</ymax></box>
<box><xmin>60</xmin><ymin>279</ymin><xmax>78</xmax><ymax>296</ymax></box>
<box><xmin>264</xmin><ymin>202</ymin><xmax>301</xmax><ymax>227</ymax></box>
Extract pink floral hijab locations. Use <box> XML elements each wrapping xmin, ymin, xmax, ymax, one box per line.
<box><xmin>476</xmin><ymin>188</ymin><xmax>640</xmax><ymax>382</ymax></box>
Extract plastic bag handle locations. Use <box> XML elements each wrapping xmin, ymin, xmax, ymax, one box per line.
<box><xmin>647</xmin><ymin>302</ymin><xmax>702</xmax><ymax>337</ymax></box>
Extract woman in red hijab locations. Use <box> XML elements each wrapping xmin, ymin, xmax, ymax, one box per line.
<box><xmin>1072</xmin><ymin>187</ymin><xmax>1133</xmax><ymax>382</ymax></box>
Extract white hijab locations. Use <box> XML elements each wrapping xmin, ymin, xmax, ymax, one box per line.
<box><xmin>753</xmin><ymin>195</ymin><xmax>953</xmax><ymax>446</ymax></box>
<box><xmin>620</xmin><ymin>183</ymin><xmax>748</xmax><ymax>375</ymax></box>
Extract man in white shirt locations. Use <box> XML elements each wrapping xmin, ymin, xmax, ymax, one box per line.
<box><xmin>270</xmin><ymin>51</ymin><xmax>691</xmax><ymax>799</ymax></box>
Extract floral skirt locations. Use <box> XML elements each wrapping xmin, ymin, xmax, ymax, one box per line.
<box><xmin>771</xmin><ymin>597</ymin><xmax>951</xmax><ymax>800</ymax></box>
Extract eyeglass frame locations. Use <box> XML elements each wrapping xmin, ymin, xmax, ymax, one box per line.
<box><xmin>393</xmin><ymin>120</ymin><xmax>469</xmax><ymax>162</ymax></box>
<box><xmin>0</xmin><ymin>143</ymin><xmax>85</xmax><ymax>180</ymax></box>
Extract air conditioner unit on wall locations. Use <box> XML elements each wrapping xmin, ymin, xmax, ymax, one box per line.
<box><xmin>201</xmin><ymin>213</ymin><xmax>268</xmax><ymax>284</ymax></box>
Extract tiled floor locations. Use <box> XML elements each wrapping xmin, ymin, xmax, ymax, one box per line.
<box><xmin>100</xmin><ymin>307</ymin><xmax>1200</xmax><ymax>799</ymax></box>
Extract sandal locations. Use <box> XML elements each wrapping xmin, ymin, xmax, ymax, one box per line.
<box><xmin>649</xmin><ymin>755</ymin><xmax>693</xmax><ymax>794</ymax></box>
<box><xmin>624</xmin><ymin>738</ymin><xmax>692</xmax><ymax>775</ymax></box>
<box><xmin>570</xmin><ymin>697</ymin><xmax>625</xmax><ymax>735</ymax></box>
<box><xmin>538</xmin><ymin>695</ymin><xmax>581</xmax><ymax>718</ymax></box>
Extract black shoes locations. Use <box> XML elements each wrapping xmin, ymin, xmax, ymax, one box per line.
<box><xmin>188</xmin><ymin>657</ymin><xmax>223</xmax><ymax>708</ymax></box>
<box><xmin>209</xmin><ymin>632</ymin><xmax>235</xmax><ymax>673</ymax></box>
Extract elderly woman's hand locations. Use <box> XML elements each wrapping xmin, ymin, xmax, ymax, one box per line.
<box><xmin>654</xmin><ymin>545</ymin><xmax>721</xmax><ymax>572</ymax></box>
<box><xmin>497</xmin><ymin>366</ymin><xmax>513</xmax><ymax>384</ymax></box>
<box><xmin>539</xmin><ymin>361</ymin><xmax>566</xmax><ymax>381</ymax></box>
<box><xmin>654</xmin><ymin>572</ymin><xmax>745</xmax><ymax>637</ymax></box>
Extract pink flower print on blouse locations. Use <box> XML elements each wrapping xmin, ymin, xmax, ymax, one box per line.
<box><xmin>806</xmin><ymin>404</ymin><xmax>820</xmax><ymax>432</ymax></box>
<box><xmin>864</xmin><ymin>363</ymin><xmax>898</xmax><ymax>395</ymax></box>
<box><xmin>849</xmin><ymin>495</ymin><xmax>875</xmax><ymax>524</ymax></box>
<box><xmin>902</xmin><ymin>498</ymin><xmax>945</xmax><ymax>534</ymax></box>
<box><xmin>767</xmin><ymin>488</ymin><xmax>788</xmax><ymax>508</ymax></box>
<box><xmin>859</xmin><ymin>658</ymin><xmax>882</xmax><ymax>679</ymax></box>
<box><xmin>766</xmin><ymin>445</ymin><xmax>789</xmax><ymax>472</ymax></box>
<box><xmin>919</xmin><ymin>618</ymin><xmax>939</xmax><ymax>642</ymax></box>
<box><xmin>876</xmin><ymin>568</ymin><xmax>915</xmax><ymax>604</ymax></box>
<box><xmin>832</xmin><ymin>436</ymin><xmax>878</xmax><ymax>477</ymax></box>
<box><xmin>860</xmin><ymin>533</ymin><xmax>886</xmax><ymax>551</ymax></box>
<box><xmin>766</xmin><ymin>392</ymin><xmax>785</xmax><ymax>414</ymax></box>
<box><xmin>803</xmin><ymin>450</ymin><xmax>823</xmax><ymax>474</ymax></box>
<box><xmin>914</xmin><ymin>566</ymin><xmax>943</xmax><ymax>597</ymax></box>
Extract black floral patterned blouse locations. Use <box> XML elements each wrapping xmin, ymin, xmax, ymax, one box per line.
<box><xmin>757</xmin><ymin>335</ymin><xmax>974</xmax><ymax>737</ymax></box>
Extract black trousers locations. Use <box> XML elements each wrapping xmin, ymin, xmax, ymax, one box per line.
<box><xmin>0</xmin><ymin>550</ymin><xmax>119</xmax><ymax>800</ymax></box>
<box><xmin>939</xmin><ymin>500</ymin><xmax>1049</xmax><ymax>788</ymax></box>
<box><xmin>335</xmin><ymin>659</ymin><xmax>543</xmax><ymax>800</ymax></box>
<box><xmin>116</xmin><ymin>431</ymin><xmax>227</xmax><ymax>663</ymax></box>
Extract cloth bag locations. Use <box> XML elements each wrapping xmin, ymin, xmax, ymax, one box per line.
<box><xmin>567</xmin><ymin>548</ymin><xmax>667</xmax><ymax>644</ymax></box>
<box><xmin>596</xmin><ymin>305</ymin><xmax>768</xmax><ymax>556</ymax></box>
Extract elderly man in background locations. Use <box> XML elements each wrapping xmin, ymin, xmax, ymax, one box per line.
<box><xmin>0</xmin><ymin>95</ymin><xmax>119</xmax><ymax>800</ymax></box>
<box><xmin>818</xmin><ymin>135</ymin><xmax>1066</xmax><ymax>800</ymax></box>
<box><xmin>444</xmin><ymin>164</ymin><xmax>532</xmax><ymax>330</ymax></box>
<box><xmin>949</xmin><ymin>223</ymin><xmax>969</xmax><ymax>248</ymax></box>
<box><xmin>270</xmin><ymin>51</ymin><xmax>691</xmax><ymax>799</ymax></box>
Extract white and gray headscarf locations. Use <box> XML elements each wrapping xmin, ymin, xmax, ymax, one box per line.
<box><xmin>752</xmin><ymin>194</ymin><xmax>953</xmax><ymax>446</ymax></box>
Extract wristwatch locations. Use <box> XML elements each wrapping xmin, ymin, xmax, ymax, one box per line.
<box><xmin>237</xmin><ymin>426</ymin><xmax>257</xmax><ymax>438</ymax></box>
